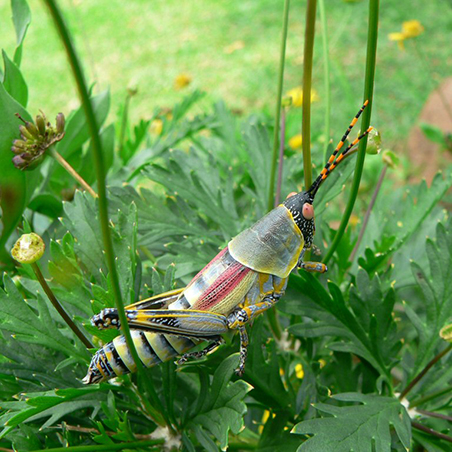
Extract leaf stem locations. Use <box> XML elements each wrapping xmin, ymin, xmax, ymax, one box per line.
<box><xmin>416</xmin><ymin>409</ymin><xmax>452</xmax><ymax>423</ymax></box>
<box><xmin>43</xmin><ymin>0</ymin><xmax>167</xmax><ymax>425</ymax></box>
<box><xmin>31</xmin><ymin>262</ymin><xmax>93</xmax><ymax>348</ymax></box>
<box><xmin>274</xmin><ymin>108</ymin><xmax>286</xmax><ymax>207</ymax></box>
<box><xmin>412</xmin><ymin>420</ymin><xmax>452</xmax><ymax>444</ymax></box>
<box><xmin>301</xmin><ymin>0</ymin><xmax>317</xmax><ymax>190</ymax></box>
<box><xmin>323</xmin><ymin>0</ymin><xmax>379</xmax><ymax>265</ymax></box>
<box><xmin>349</xmin><ymin>165</ymin><xmax>387</xmax><ymax>262</ymax></box>
<box><xmin>49</xmin><ymin>146</ymin><xmax>97</xmax><ymax>198</ymax></box>
<box><xmin>399</xmin><ymin>343</ymin><xmax>452</xmax><ymax>401</ymax></box>
<box><xmin>268</xmin><ymin>0</ymin><xmax>290</xmax><ymax>212</ymax></box>
<box><xmin>318</xmin><ymin>0</ymin><xmax>331</xmax><ymax>162</ymax></box>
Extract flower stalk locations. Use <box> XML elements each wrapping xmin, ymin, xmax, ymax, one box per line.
<box><xmin>49</xmin><ymin>146</ymin><xmax>98</xmax><ymax>198</ymax></box>
<box><xmin>11</xmin><ymin>234</ymin><xmax>93</xmax><ymax>349</ymax></box>
<box><xmin>323</xmin><ymin>0</ymin><xmax>379</xmax><ymax>265</ymax></box>
<box><xmin>43</xmin><ymin>0</ymin><xmax>167</xmax><ymax>427</ymax></box>
<box><xmin>301</xmin><ymin>0</ymin><xmax>317</xmax><ymax>191</ymax></box>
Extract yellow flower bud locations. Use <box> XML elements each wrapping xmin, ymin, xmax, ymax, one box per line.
<box><xmin>382</xmin><ymin>150</ymin><xmax>399</xmax><ymax>169</ymax></box>
<box><xmin>174</xmin><ymin>74</ymin><xmax>192</xmax><ymax>90</ymax></box>
<box><xmin>440</xmin><ymin>324</ymin><xmax>452</xmax><ymax>343</ymax></box>
<box><xmin>288</xmin><ymin>134</ymin><xmax>302</xmax><ymax>150</ymax></box>
<box><xmin>11</xmin><ymin>233</ymin><xmax>45</xmax><ymax>264</ymax></box>
<box><xmin>366</xmin><ymin>128</ymin><xmax>382</xmax><ymax>155</ymax></box>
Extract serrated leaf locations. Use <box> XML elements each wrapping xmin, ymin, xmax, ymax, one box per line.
<box><xmin>188</xmin><ymin>354</ymin><xmax>252</xmax><ymax>450</ymax></box>
<box><xmin>293</xmin><ymin>393</ymin><xmax>411</xmax><ymax>452</ymax></box>
<box><xmin>0</xmin><ymin>275</ymin><xmax>86</xmax><ymax>361</ymax></box>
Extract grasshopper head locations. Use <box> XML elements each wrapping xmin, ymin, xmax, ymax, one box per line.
<box><xmin>283</xmin><ymin>191</ymin><xmax>315</xmax><ymax>248</ymax></box>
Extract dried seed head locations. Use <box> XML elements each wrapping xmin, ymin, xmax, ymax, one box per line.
<box><xmin>11</xmin><ymin>233</ymin><xmax>45</xmax><ymax>264</ymax></box>
<box><xmin>11</xmin><ymin>112</ymin><xmax>66</xmax><ymax>171</ymax></box>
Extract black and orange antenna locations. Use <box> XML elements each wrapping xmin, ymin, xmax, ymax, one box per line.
<box><xmin>308</xmin><ymin>100</ymin><xmax>373</xmax><ymax>197</ymax></box>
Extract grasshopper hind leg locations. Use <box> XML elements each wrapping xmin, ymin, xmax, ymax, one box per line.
<box><xmin>177</xmin><ymin>337</ymin><xmax>223</xmax><ymax>366</ymax></box>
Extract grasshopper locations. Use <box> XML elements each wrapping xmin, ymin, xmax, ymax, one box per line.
<box><xmin>83</xmin><ymin>102</ymin><xmax>373</xmax><ymax>384</ymax></box>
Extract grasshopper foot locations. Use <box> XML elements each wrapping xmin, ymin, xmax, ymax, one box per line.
<box><xmin>176</xmin><ymin>339</ymin><xmax>222</xmax><ymax>366</ymax></box>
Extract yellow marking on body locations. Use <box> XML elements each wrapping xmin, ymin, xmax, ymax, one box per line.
<box><xmin>351</xmin><ymin>117</ymin><xmax>358</xmax><ymax>126</ymax></box>
<box><xmin>96</xmin><ymin>361</ymin><xmax>107</xmax><ymax>378</ymax></box>
<box><xmin>166</xmin><ymin>335</ymin><xmax>193</xmax><ymax>354</ymax></box>
<box><xmin>146</xmin><ymin>334</ymin><xmax>173</xmax><ymax>362</ymax></box>
<box><xmin>328</xmin><ymin>155</ymin><xmax>335</xmax><ymax>164</ymax></box>
<box><xmin>337</xmin><ymin>141</ymin><xmax>344</xmax><ymax>151</ymax></box>
<box><xmin>133</xmin><ymin>332</ymin><xmax>158</xmax><ymax>368</ymax></box>
<box><xmin>104</xmin><ymin>348</ymin><xmax>122</xmax><ymax>376</ymax></box>
<box><xmin>125</xmin><ymin>288</ymin><xmax>184</xmax><ymax>310</ymax></box>
<box><xmin>113</xmin><ymin>336</ymin><xmax>137</xmax><ymax>372</ymax></box>
<box><xmin>209</xmin><ymin>270</ymin><xmax>258</xmax><ymax>315</ymax></box>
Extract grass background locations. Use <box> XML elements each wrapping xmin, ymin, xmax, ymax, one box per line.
<box><xmin>0</xmin><ymin>0</ymin><xmax>451</xmax><ymax>152</ymax></box>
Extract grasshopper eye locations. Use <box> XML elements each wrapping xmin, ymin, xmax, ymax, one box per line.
<box><xmin>302</xmin><ymin>203</ymin><xmax>314</xmax><ymax>220</ymax></box>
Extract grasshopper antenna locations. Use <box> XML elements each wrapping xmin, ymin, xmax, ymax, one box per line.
<box><xmin>308</xmin><ymin>100</ymin><xmax>373</xmax><ymax>197</ymax></box>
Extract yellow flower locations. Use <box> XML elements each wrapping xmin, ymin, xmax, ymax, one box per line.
<box><xmin>295</xmin><ymin>363</ymin><xmax>304</xmax><ymax>379</ymax></box>
<box><xmin>402</xmin><ymin>20</ymin><xmax>424</xmax><ymax>38</ymax></box>
<box><xmin>288</xmin><ymin>134</ymin><xmax>302</xmax><ymax>150</ymax></box>
<box><xmin>150</xmin><ymin>119</ymin><xmax>163</xmax><ymax>136</ymax></box>
<box><xmin>174</xmin><ymin>74</ymin><xmax>191</xmax><ymax>90</ymax></box>
<box><xmin>388</xmin><ymin>20</ymin><xmax>424</xmax><ymax>50</ymax></box>
<box><xmin>285</xmin><ymin>86</ymin><xmax>319</xmax><ymax>107</ymax></box>
<box><xmin>224</xmin><ymin>40</ymin><xmax>245</xmax><ymax>54</ymax></box>
<box><xmin>388</xmin><ymin>32</ymin><xmax>406</xmax><ymax>50</ymax></box>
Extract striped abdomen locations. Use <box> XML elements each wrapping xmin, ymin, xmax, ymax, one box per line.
<box><xmin>83</xmin><ymin>330</ymin><xmax>198</xmax><ymax>384</ymax></box>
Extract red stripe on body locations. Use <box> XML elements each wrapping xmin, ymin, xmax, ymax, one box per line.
<box><xmin>192</xmin><ymin>260</ymin><xmax>251</xmax><ymax>312</ymax></box>
<box><xmin>190</xmin><ymin>247</ymin><xmax>228</xmax><ymax>282</ymax></box>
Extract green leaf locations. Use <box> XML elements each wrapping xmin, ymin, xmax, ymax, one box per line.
<box><xmin>405</xmin><ymin>219</ymin><xmax>452</xmax><ymax>376</ymax></box>
<box><xmin>55</xmin><ymin>89</ymin><xmax>110</xmax><ymax>158</ymax></box>
<box><xmin>2</xmin><ymin>50</ymin><xmax>28</xmax><ymax>107</ymax></box>
<box><xmin>188</xmin><ymin>354</ymin><xmax>252</xmax><ymax>450</ymax></box>
<box><xmin>293</xmin><ymin>393</ymin><xmax>411</xmax><ymax>452</ymax></box>
<box><xmin>286</xmin><ymin>272</ymin><xmax>390</xmax><ymax>380</ymax></box>
<box><xmin>0</xmin><ymin>81</ymin><xmax>31</xmax><ymax>263</ymax></box>
<box><xmin>420</xmin><ymin>122</ymin><xmax>446</xmax><ymax>146</ymax></box>
<box><xmin>11</xmin><ymin>0</ymin><xmax>31</xmax><ymax>67</ymax></box>
<box><xmin>0</xmin><ymin>275</ymin><xmax>86</xmax><ymax>361</ymax></box>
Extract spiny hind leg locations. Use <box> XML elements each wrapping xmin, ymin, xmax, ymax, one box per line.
<box><xmin>177</xmin><ymin>337</ymin><xmax>223</xmax><ymax>365</ymax></box>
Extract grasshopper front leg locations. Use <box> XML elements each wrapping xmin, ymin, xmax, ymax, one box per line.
<box><xmin>297</xmin><ymin>248</ymin><xmax>328</xmax><ymax>273</ymax></box>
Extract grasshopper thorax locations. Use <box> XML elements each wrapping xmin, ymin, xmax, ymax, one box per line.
<box><xmin>283</xmin><ymin>191</ymin><xmax>315</xmax><ymax>249</ymax></box>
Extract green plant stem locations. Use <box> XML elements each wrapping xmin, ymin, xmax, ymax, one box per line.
<box><xmin>399</xmin><ymin>343</ymin><xmax>452</xmax><ymax>401</ymax></box>
<box><xmin>31</xmin><ymin>262</ymin><xmax>93</xmax><ymax>349</ymax></box>
<box><xmin>323</xmin><ymin>0</ymin><xmax>379</xmax><ymax>265</ymax></box>
<box><xmin>410</xmin><ymin>386</ymin><xmax>452</xmax><ymax>408</ymax></box>
<box><xmin>49</xmin><ymin>146</ymin><xmax>98</xmax><ymax>198</ymax></box>
<box><xmin>349</xmin><ymin>165</ymin><xmax>387</xmax><ymax>262</ymax></box>
<box><xmin>412</xmin><ymin>421</ymin><xmax>452</xmax><ymax>444</ymax></box>
<box><xmin>29</xmin><ymin>440</ymin><xmax>164</xmax><ymax>452</ymax></box>
<box><xmin>265</xmin><ymin>0</ymin><xmax>290</xmax><ymax>342</ymax></box>
<box><xmin>301</xmin><ymin>0</ymin><xmax>317</xmax><ymax>190</ymax></box>
<box><xmin>118</xmin><ymin>91</ymin><xmax>133</xmax><ymax>158</ymax></box>
<box><xmin>318</xmin><ymin>0</ymin><xmax>331</xmax><ymax>162</ymax></box>
<box><xmin>43</xmin><ymin>0</ymin><xmax>167</xmax><ymax>427</ymax></box>
<box><xmin>274</xmin><ymin>108</ymin><xmax>286</xmax><ymax>207</ymax></box>
<box><xmin>268</xmin><ymin>0</ymin><xmax>290</xmax><ymax>212</ymax></box>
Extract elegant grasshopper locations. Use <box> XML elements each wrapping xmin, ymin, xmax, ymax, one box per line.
<box><xmin>83</xmin><ymin>102</ymin><xmax>373</xmax><ymax>384</ymax></box>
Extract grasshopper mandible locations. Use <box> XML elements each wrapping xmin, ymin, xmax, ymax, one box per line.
<box><xmin>83</xmin><ymin>102</ymin><xmax>373</xmax><ymax>384</ymax></box>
